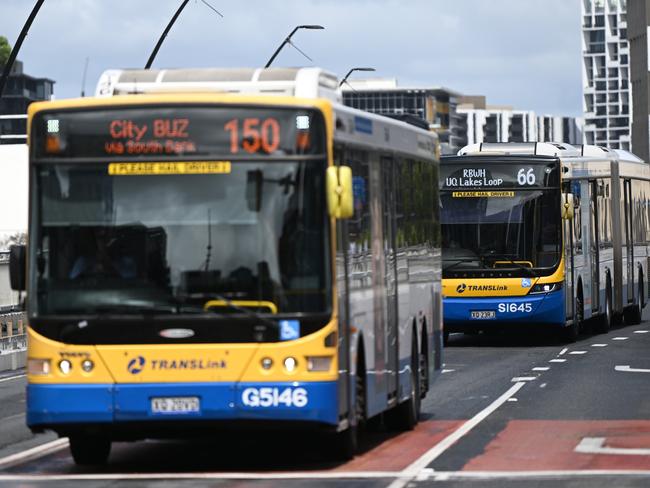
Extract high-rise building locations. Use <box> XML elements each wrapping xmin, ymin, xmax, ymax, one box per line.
<box><xmin>0</xmin><ymin>60</ymin><xmax>54</xmax><ymax>144</ymax></box>
<box><xmin>341</xmin><ymin>78</ymin><xmax>461</xmax><ymax>154</ymax></box>
<box><xmin>581</xmin><ymin>0</ymin><xmax>631</xmax><ymax>150</ymax></box>
<box><xmin>627</xmin><ymin>0</ymin><xmax>650</xmax><ymax>162</ymax></box>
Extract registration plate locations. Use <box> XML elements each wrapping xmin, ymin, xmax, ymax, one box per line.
<box><xmin>151</xmin><ymin>397</ymin><xmax>200</xmax><ymax>414</ymax></box>
<box><xmin>470</xmin><ymin>310</ymin><xmax>496</xmax><ymax>320</ymax></box>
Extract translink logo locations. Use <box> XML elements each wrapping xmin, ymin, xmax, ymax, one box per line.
<box><xmin>456</xmin><ymin>283</ymin><xmax>467</xmax><ymax>293</ymax></box>
<box><xmin>127</xmin><ymin>356</ymin><xmax>146</xmax><ymax>374</ymax></box>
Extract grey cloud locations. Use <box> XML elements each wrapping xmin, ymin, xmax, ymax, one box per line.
<box><xmin>0</xmin><ymin>0</ymin><xmax>582</xmax><ymax>116</ymax></box>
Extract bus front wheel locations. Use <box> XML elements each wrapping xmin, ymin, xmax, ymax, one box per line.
<box><xmin>69</xmin><ymin>435</ymin><xmax>111</xmax><ymax>466</ymax></box>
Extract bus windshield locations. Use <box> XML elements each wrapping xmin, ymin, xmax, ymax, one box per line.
<box><xmin>28</xmin><ymin>105</ymin><xmax>330</xmax><ymax>327</ymax></box>
<box><xmin>440</xmin><ymin>159</ymin><xmax>561</xmax><ymax>277</ymax></box>
<box><xmin>32</xmin><ymin>160</ymin><xmax>329</xmax><ymax>318</ymax></box>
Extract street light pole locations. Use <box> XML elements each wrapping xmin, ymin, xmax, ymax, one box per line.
<box><xmin>264</xmin><ymin>25</ymin><xmax>324</xmax><ymax>68</ymax></box>
<box><xmin>0</xmin><ymin>0</ymin><xmax>46</xmax><ymax>100</ymax></box>
<box><xmin>339</xmin><ymin>67</ymin><xmax>376</xmax><ymax>88</ymax></box>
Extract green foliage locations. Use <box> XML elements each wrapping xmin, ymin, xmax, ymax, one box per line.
<box><xmin>0</xmin><ymin>36</ymin><xmax>11</xmax><ymax>67</ymax></box>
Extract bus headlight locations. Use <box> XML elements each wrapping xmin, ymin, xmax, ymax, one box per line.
<box><xmin>27</xmin><ymin>358</ymin><xmax>50</xmax><ymax>376</ymax></box>
<box><xmin>529</xmin><ymin>282</ymin><xmax>563</xmax><ymax>294</ymax></box>
<box><xmin>260</xmin><ymin>357</ymin><xmax>273</xmax><ymax>370</ymax></box>
<box><xmin>58</xmin><ymin>359</ymin><xmax>72</xmax><ymax>375</ymax></box>
<box><xmin>306</xmin><ymin>356</ymin><xmax>332</xmax><ymax>372</ymax></box>
<box><xmin>283</xmin><ymin>357</ymin><xmax>297</xmax><ymax>372</ymax></box>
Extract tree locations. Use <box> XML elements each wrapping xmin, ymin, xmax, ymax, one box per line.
<box><xmin>0</xmin><ymin>36</ymin><xmax>11</xmax><ymax>67</ymax></box>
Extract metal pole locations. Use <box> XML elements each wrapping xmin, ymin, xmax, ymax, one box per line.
<box><xmin>0</xmin><ymin>0</ymin><xmax>46</xmax><ymax>100</ymax></box>
<box><xmin>145</xmin><ymin>0</ymin><xmax>190</xmax><ymax>69</ymax></box>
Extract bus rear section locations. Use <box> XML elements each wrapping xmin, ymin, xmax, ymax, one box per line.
<box><xmin>440</xmin><ymin>152</ymin><xmax>567</xmax><ymax>338</ymax></box>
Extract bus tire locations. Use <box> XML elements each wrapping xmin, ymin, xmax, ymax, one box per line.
<box><xmin>595</xmin><ymin>279</ymin><xmax>613</xmax><ymax>334</ymax></box>
<box><xmin>624</xmin><ymin>275</ymin><xmax>643</xmax><ymax>325</ymax></box>
<box><xmin>69</xmin><ymin>435</ymin><xmax>111</xmax><ymax>466</ymax></box>
<box><xmin>385</xmin><ymin>335</ymin><xmax>420</xmax><ymax>431</ymax></box>
<box><xmin>332</xmin><ymin>348</ymin><xmax>364</xmax><ymax>460</ymax></box>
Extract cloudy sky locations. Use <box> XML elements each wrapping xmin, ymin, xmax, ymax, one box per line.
<box><xmin>0</xmin><ymin>0</ymin><xmax>583</xmax><ymax>116</ymax></box>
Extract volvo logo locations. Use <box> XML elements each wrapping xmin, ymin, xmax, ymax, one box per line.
<box><xmin>456</xmin><ymin>283</ymin><xmax>467</xmax><ymax>294</ymax></box>
<box><xmin>127</xmin><ymin>356</ymin><xmax>145</xmax><ymax>374</ymax></box>
<box><xmin>159</xmin><ymin>328</ymin><xmax>195</xmax><ymax>339</ymax></box>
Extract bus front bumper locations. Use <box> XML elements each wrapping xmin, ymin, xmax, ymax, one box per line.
<box><xmin>443</xmin><ymin>289</ymin><xmax>565</xmax><ymax>330</ymax></box>
<box><xmin>27</xmin><ymin>381</ymin><xmax>339</xmax><ymax>430</ymax></box>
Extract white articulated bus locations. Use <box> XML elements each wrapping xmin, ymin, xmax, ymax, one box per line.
<box><xmin>441</xmin><ymin>142</ymin><xmax>648</xmax><ymax>342</ymax></box>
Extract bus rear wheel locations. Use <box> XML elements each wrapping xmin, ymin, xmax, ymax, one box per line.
<box><xmin>595</xmin><ymin>282</ymin><xmax>613</xmax><ymax>334</ymax></box>
<box><xmin>624</xmin><ymin>278</ymin><xmax>643</xmax><ymax>325</ymax></box>
<box><xmin>69</xmin><ymin>435</ymin><xmax>111</xmax><ymax>466</ymax></box>
<box><xmin>385</xmin><ymin>337</ymin><xmax>420</xmax><ymax>431</ymax></box>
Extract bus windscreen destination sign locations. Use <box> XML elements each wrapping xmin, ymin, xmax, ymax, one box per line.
<box><xmin>441</xmin><ymin>161</ymin><xmax>559</xmax><ymax>192</ymax></box>
<box><xmin>34</xmin><ymin>106</ymin><xmax>325</xmax><ymax>160</ymax></box>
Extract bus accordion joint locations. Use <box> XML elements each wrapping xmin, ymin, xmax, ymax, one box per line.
<box><xmin>203</xmin><ymin>300</ymin><xmax>278</xmax><ymax>314</ymax></box>
<box><xmin>326</xmin><ymin>165</ymin><xmax>353</xmax><ymax>219</ymax></box>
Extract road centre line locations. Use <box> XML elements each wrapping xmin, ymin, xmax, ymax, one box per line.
<box><xmin>0</xmin><ymin>438</ymin><xmax>68</xmax><ymax>469</ymax></box>
<box><xmin>634</xmin><ymin>330</ymin><xmax>649</xmax><ymax>334</ymax></box>
<box><xmin>0</xmin><ymin>374</ymin><xmax>26</xmax><ymax>384</ymax></box>
<box><xmin>386</xmin><ymin>382</ymin><xmax>526</xmax><ymax>488</ymax></box>
<box><xmin>569</xmin><ymin>351</ymin><xmax>587</xmax><ymax>355</ymax></box>
<box><xmin>615</xmin><ymin>365</ymin><xmax>650</xmax><ymax>373</ymax></box>
<box><xmin>532</xmin><ymin>367</ymin><xmax>550</xmax><ymax>371</ymax></box>
<box><xmin>613</xmin><ymin>337</ymin><xmax>629</xmax><ymax>341</ymax></box>
<box><xmin>549</xmin><ymin>359</ymin><xmax>567</xmax><ymax>363</ymax></box>
<box><xmin>591</xmin><ymin>344</ymin><xmax>608</xmax><ymax>347</ymax></box>
<box><xmin>511</xmin><ymin>376</ymin><xmax>537</xmax><ymax>382</ymax></box>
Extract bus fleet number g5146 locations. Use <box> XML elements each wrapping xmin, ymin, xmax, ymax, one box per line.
<box><xmin>241</xmin><ymin>387</ymin><xmax>308</xmax><ymax>408</ymax></box>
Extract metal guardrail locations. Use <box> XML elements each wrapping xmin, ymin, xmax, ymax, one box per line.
<box><xmin>0</xmin><ymin>311</ymin><xmax>27</xmax><ymax>352</ymax></box>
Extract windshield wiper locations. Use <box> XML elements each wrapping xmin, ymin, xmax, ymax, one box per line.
<box><xmin>479</xmin><ymin>253</ymin><xmax>535</xmax><ymax>276</ymax></box>
<box><xmin>443</xmin><ymin>257</ymin><xmax>482</xmax><ymax>272</ymax></box>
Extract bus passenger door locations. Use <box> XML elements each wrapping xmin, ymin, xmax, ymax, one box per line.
<box><xmin>382</xmin><ymin>156</ymin><xmax>399</xmax><ymax>402</ymax></box>
<box><xmin>590</xmin><ymin>180</ymin><xmax>600</xmax><ymax>311</ymax></box>
<box><xmin>623</xmin><ymin>179</ymin><xmax>634</xmax><ymax>303</ymax></box>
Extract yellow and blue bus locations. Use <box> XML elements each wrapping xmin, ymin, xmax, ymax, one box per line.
<box><xmin>440</xmin><ymin>142</ymin><xmax>649</xmax><ymax>343</ymax></box>
<box><xmin>10</xmin><ymin>67</ymin><xmax>442</xmax><ymax>464</ymax></box>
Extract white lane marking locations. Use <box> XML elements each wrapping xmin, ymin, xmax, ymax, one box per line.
<box><xmin>539</xmin><ymin>383</ymin><xmax>547</xmax><ymax>388</ymax></box>
<box><xmin>634</xmin><ymin>330</ymin><xmax>649</xmax><ymax>334</ymax></box>
<box><xmin>575</xmin><ymin>437</ymin><xmax>650</xmax><ymax>455</ymax></box>
<box><xmin>615</xmin><ymin>365</ymin><xmax>650</xmax><ymax>373</ymax></box>
<box><xmin>507</xmin><ymin>398</ymin><xmax>518</xmax><ymax>402</ymax></box>
<box><xmin>569</xmin><ymin>351</ymin><xmax>587</xmax><ymax>355</ymax></box>
<box><xmin>559</xmin><ymin>348</ymin><xmax>568</xmax><ymax>356</ymax></box>
<box><xmin>386</xmin><ymin>382</ymin><xmax>526</xmax><ymax>488</ymax></box>
<box><xmin>3</xmin><ymin>470</ymin><xmax>650</xmax><ymax>482</ymax></box>
<box><xmin>441</xmin><ymin>369</ymin><xmax>455</xmax><ymax>373</ymax></box>
<box><xmin>532</xmin><ymin>367</ymin><xmax>550</xmax><ymax>371</ymax></box>
<box><xmin>613</xmin><ymin>337</ymin><xmax>629</xmax><ymax>341</ymax></box>
<box><xmin>0</xmin><ymin>438</ymin><xmax>68</xmax><ymax>469</ymax></box>
<box><xmin>511</xmin><ymin>376</ymin><xmax>537</xmax><ymax>382</ymax></box>
<box><xmin>549</xmin><ymin>359</ymin><xmax>567</xmax><ymax>363</ymax></box>
<box><xmin>0</xmin><ymin>374</ymin><xmax>26</xmax><ymax>384</ymax></box>
<box><xmin>591</xmin><ymin>344</ymin><xmax>608</xmax><ymax>347</ymax></box>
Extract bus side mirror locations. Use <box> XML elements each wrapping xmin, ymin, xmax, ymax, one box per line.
<box><xmin>562</xmin><ymin>193</ymin><xmax>574</xmax><ymax>220</ymax></box>
<box><xmin>326</xmin><ymin>166</ymin><xmax>353</xmax><ymax>219</ymax></box>
<box><xmin>9</xmin><ymin>245</ymin><xmax>26</xmax><ymax>291</ymax></box>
